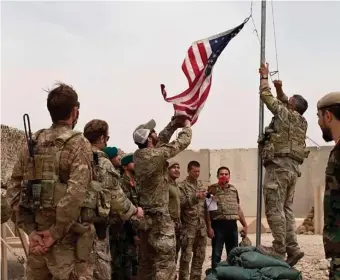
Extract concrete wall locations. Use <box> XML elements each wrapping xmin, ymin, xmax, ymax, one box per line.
<box><xmin>174</xmin><ymin>146</ymin><xmax>332</xmax><ymax>218</ymax></box>
<box><xmin>171</xmin><ymin>149</ymin><xmax>210</xmax><ymax>183</ymax></box>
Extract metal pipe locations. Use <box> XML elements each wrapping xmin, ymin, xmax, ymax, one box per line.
<box><xmin>256</xmin><ymin>0</ymin><xmax>266</xmax><ymax>247</ymax></box>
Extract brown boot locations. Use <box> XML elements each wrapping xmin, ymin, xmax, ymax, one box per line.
<box><xmin>286</xmin><ymin>250</ymin><xmax>304</xmax><ymax>267</ymax></box>
<box><xmin>257</xmin><ymin>245</ymin><xmax>285</xmax><ymax>261</ymax></box>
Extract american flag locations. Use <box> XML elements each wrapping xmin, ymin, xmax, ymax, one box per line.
<box><xmin>161</xmin><ymin>19</ymin><xmax>248</xmax><ymax>125</ymax></box>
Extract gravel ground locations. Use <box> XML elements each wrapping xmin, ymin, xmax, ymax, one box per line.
<box><xmin>5</xmin><ymin>233</ymin><xmax>328</xmax><ymax>280</ymax></box>
<box><xmin>200</xmin><ymin>233</ymin><xmax>329</xmax><ymax>280</ymax></box>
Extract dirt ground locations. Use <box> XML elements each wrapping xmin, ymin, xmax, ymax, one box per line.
<box><xmin>5</xmin><ymin>233</ymin><xmax>328</xmax><ymax>280</ymax></box>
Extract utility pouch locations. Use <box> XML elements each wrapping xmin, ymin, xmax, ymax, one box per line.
<box><xmin>76</xmin><ymin>223</ymin><xmax>95</xmax><ymax>261</ymax></box>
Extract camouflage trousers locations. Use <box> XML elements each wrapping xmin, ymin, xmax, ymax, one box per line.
<box><xmin>174</xmin><ymin>220</ymin><xmax>182</xmax><ymax>264</ymax></box>
<box><xmin>330</xmin><ymin>258</ymin><xmax>340</xmax><ymax>280</ymax></box>
<box><xmin>179</xmin><ymin>228</ymin><xmax>207</xmax><ymax>280</ymax></box>
<box><xmin>137</xmin><ymin>214</ymin><xmax>176</xmax><ymax>280</ymax></box>
<box><xmin>175</xmin><ymin>232</ymin><xmax>182</xmax><ymax>264</ymax></box>
<box><xmin>26</xmin><ymin>237</ymin><xmax>94</xmax><ymax>280</ymax></box>
<box><xmin>93</xmin><ymin>235</ymin><xmax>111</xmax><ymax>280</ymax></box>
<box><xmin>263</xmin><ymin>163</ymin><xmax>300</xmax><ymax>256</ymax></box>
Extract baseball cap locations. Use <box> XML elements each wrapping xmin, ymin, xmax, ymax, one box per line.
<box><xmin>167</xmin><ymin>160</ymin><xmax>180</xmax><ymax>169</ymax></box>
<box><xmin>317</xmin><ymin>91</ymin><xmax>340</xmax><ymax>110</ymax></box>
<box><xmin>133</xmin><ymin>119</ymin><xmax>156</xmax><ymax>145</ymax></box>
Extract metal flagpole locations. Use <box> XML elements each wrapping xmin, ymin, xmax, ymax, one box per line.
<box><xmin>256</xmin><ymin>0</ymin><xmax>267</xmax><ymax>247</ymax></box>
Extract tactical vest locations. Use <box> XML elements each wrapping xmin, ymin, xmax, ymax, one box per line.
<box><xmin>209</xmin><ymin>184</ymin><xmax>239</xmax><ymax>221</ymax></box>
<box><xmin>262</xmin><ymin>111</ymin><xmax>309</xmax><ymax>164</ymax></box>
<box><xmin>80</xmin><ymin>151</ymin><xmax>113</xmax><ymax>224</ymax></box>
<box><xmin>20</xmin><ymin>129</ymin><xmax>82</xmax><ymax>212</ymax></box>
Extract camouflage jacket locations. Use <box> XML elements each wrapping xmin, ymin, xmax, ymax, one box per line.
<box><xmin>120</xmin><ymin>173</ymin><xmax>139</xmax><ymax>207</ymax></box>
<box><xmin>323</xmin><ymin>140</ymin><xmax>340</xmax><ymax>258</ymax></box>
<box><xmin>259</xmin><ymin>83</ymin><xmax>308</xmax><ymax>166</ymax></box>
<box><xmin>179</xmin><ymin>177</ymin><xmax>207</xmax><ymax>237</ymax></box>
<box><xmin>134</xmin><ymin>121</ymin><xmax>192</xmax><ymax>214</ymax></box>
<box><xmin>119</xmin><ymin>173</ymin><xmax>139</xmax><ymax>238</ymax></box>
<box><xmin>168</xmin><ymin>177</ymin><xmax>181</xmax><ymax>221</ymax></box>
<box><xmin>93</xmin><ymin>147</ymin><xmax>136</xmax><ymax>221</ymax></box>
<box><xmin>7</xmin><ymin>123</ymin><xmax>93</xmax><ymax>240</ymax></box>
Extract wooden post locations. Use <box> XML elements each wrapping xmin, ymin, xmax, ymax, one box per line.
<box><xmin>314</xmin><ymin>184</ymin><xmax>324</xmax><ymax>235</ymax></box>
<box><xmin>1</xmin><ymin>223</ymin><xmax>8</xmax><ymax>280</ymax></box>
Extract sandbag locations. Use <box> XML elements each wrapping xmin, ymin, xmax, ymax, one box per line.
<box><xmin>227</xmin><ymin>246</ymin><xmax>257</xmax><ymax>264</ymax></box>
<box><xmin>218</xmin><ymin>261</ymin><xmax>229</xmax><ymax>267</ymax></box>
<box><xmin>260</xmin><ymin>266</ymin><xmax>302</xmax><ymax>280</ymax></box>
<box><xmin>205</xmin><ymin>273</ymin><xmax>219</xmax><ymax>280</ymax></box>
<box><xmin>215</xmin><ymin>266</ymin><xmax>263</xmax><ymax>280</ymax></box>
<box><xmin>240</xmin><ymin>251</ymin><xmax>290</xmax><ymax>269</ymax></box>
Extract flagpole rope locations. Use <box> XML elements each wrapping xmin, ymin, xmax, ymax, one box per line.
<box><xmin>248</xmin><ymin>0</ymin><xmax>321</xmax><ymax>149</ymax></box>
<box><xmin>249</xmin><ymin>1</ymin><xmax>261</xmax><ymax>44</ymax></box>
<box><xmin>248</xmin><ymin>0</ymin><xmax>276</xmax><ymax>81</ymax></box>
<box><xmin>270</xmin><ymin>0</ymin><xmax>280</xmax><ymax>80</ymax></box>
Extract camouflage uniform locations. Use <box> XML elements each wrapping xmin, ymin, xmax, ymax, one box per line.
<box><xmin>1</xmin><ymin>188</ymin><xmax>12</xmax><ymax>224</ymax></box>
<box><xmin>111</xmin><ymin>172</ymin><xmax>139</xmax><ymax>280</ymax></box>
<box><xmin>323</xmin><ymin>141</ymin><xmax>340</xmax><ymax>280</ymax></box>
<box><xmin>7</xmin><ymin>124</ymin><xmax>95</xmax><ymax>280</ymax></box>
<box><xmin>258</xmin><ymin>82</ymin><xmax>309</xmax><ymax>263</ymax></box>
<box><xmin>317</xmin><ymin>92</ymin><xmax>340</xmax><ymax>280</ymax></box>
<box><xmin>179</xmin><ymin>178</ymin><xmax>207</xmax><ymax>280</ymax></box>
<box><xmin>134</xmin><ymin>120</ymin><xmax>192</xmax><ymax>280</ymax></box>
<box><xmin>91</xmin><ymin>147</ymin><xmax>138</xmax><ymax>280</ymax></box>
<box><xmin>93</xmin><ymin>232</ymin><xmax>111</xmax><ymax>280</ymax></box>
<box><xmin>207</xmin><ymin>183</ymin><xmax>240</xmax><ymax>268</ymax></box>
<box><xmin>167</xmin><ymin>172</ymin><xmax>182</xmax><ymax>262</ymax></box>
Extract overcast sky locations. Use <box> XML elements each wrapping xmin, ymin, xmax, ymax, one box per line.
<box><xmin>1</xmin><ymin>1</ymin><xmax>339</xmax><ymax>152</ymax></box>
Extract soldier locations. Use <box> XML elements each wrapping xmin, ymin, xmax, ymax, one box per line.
<box><xmin>83</xmin><ymin>119</ymin><xmax>143</xmax><ymax>280</ymax></box>
<box><xmin>179</xmin><ymin>161</ymin><xmax>212</xmax><ymax>280</ymax></box>
<box><xmin>167</xmin><ymin>160</ymin><xmax>182</xmax><ymax>262</ymax></box>
<box><xmin>102</xmin><ymin>146</ymin><xmax>127</xmax><ymax>279</ymax></box>
<box><xmin>316</xmin><ymin>91</ymin><xmax>340</xmax><ymax>280</ymax></box>
<box><xmin>207</xmin><ymin>166</ymin><xmax>248</xmax><ymax>269</ymax></box>
<box><xmin>6</xmin><ymin>83</ymin><xmax>95</xmax><ymax>279</ymax></box>
<box><xmin>133</xmin><ymin>117</ymin><xmax>192</xmax><ymax>280</ymax></box>
<box><xmin>1</xmin><ymin>186</ymin><xmax>12</xmax><ymax>224</ymax></box>
<box><xmin>112</xmin><ymin>153</ymin><xmax>139</xmax><ymax>280</ymax></box>
<box><xmin>257</xmin><ymin>63</ymin><xmax>309</xmax><ymax>266</ymax></box>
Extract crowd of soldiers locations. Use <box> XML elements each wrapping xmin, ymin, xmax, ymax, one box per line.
<box><xmin>0</xmin><ymin>62</ymin><xmax>339</xmax><ymax>280</ymax></box>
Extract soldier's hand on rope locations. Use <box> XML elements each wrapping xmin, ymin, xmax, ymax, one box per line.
<box><xmin>273</xmin><ymin>80</ymin><xmax>282</xmax><ymax>89</ymax></box>
<box><xmin>259</xmin><ymin>62</ymin><xmax>269</xmax><ymax>78</ymax></box>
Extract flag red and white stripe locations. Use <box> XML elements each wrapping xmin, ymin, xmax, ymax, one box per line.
<box><xmin>161</xmin><ymin>20</ymin><xmax>248</xmax><ymax>125</ymax></box>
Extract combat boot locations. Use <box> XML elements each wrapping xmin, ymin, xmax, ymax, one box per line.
<box><xmin>257</xmin><ymin>245</ymin><xmax>285</xmax><ymax>261</ymax></box>
<box><xmin>286</xmin><ymin>250</ymin><xmax>304</xmax><ymax>267</ymax></box>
